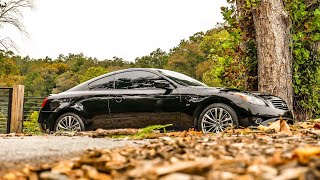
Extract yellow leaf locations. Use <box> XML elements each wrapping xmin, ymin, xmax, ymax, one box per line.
<box><xmin>298</xmin><ymin>122</ymin><xmax>312</xmax><ymax>129</ymax></box>
<box><xmin>3</xmin><ymin>173</ymin><xmax>17</xmax><ymax>180</ymax></box>
<box><xmin>52</xmin><ymin>160</ymin><xmax>74</xmax><ymax>173</ymax></box>
<box><xmin>293</xmin><ymin>147</ymin><xmax>320</xmax><ymax>164</ymax></box>
<box><xmin>258</xmin><ymin>120</ymin><xmax>280</xmax><ymax>132</ymax></box>
<box><xmin>257</xmin><ymin>125</ymin><xmax>269</xmax><ymax>131</ymax></box>
<box><xmin>268</xmin><ymin>120</ymin><xmax>281</xmax><ymax>132</ymax></box>
<box><xmin>280</xmin><ymin>119</ymin><xmax>293</xmax><ymax>136</ymax></box>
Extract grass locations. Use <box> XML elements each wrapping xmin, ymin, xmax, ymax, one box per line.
<box><xmin>111</xmin><ymin>124</ymin><xmax>173</xmax><ymax>139</ymax></box>
<box><xmin>133</xmin><ymin>124</ymin><xmax>172</xmax><ymax>139</ymax></box>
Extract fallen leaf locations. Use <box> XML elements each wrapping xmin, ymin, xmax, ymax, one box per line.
<box><xmin>298</xmin><ymin>122</ymin><xmax>312</xmax><ymax>129</ymax></box>
<box><xmin>2</xmin><ymin>173</ymin><xmax>17</xmax><ymax>180</ymax></box>
<box><xmin>268</xmin><ymin>120</ymin><xmax>281</xmax><ymax>132</ymax></box>
<box><xmin>293</xmin><ymin>147</ymin><xmax>320</xmax><ymax>164</ymax></box>
<box><xmin>258</xmin><ymin>125</ymin><xmax>269</xmax><ymax>131</ymax></box>
<box><xmin>159</xmin><ymin>173</ymin><xmax>205</xmax><ymax>180</ymax></box>
<box><xmin>258</xmin><ymin>120</ymin><xmax>280</xmax><ymax>132</ymax></box>
<box><xmin>313</xmin><ymin>123</ymin><xmax>320</xmax><ymax>130</ymax></box>
<box><xmin>257</xmin><ymin>119</ymin><xmax>292</xmax><ymax>136</ymax></box>
<box><xmin>82</xmin><ymin>165</ymin><xmax>112</xmax><ymax>180</ymax></box>
<box><xmin>312</xmin><ymin>119</ymin><xmax>320</xmax><ymax>123</ymax></box>
<box><xmin>152</xmin><ymin>160</ymin><xmax>213</xmax><ymax>176</ymax></box>
<box><xmin>268</xmin><ymin>150</ymin><xmax>285</xmax><ymax>166</ymax></box>
<box><xmin>274</xmin><ymin>167</ymin><xmax>309</xmax><ymax>180</ymax></box>
<box><xmin>51</xmin><ymin>160</ymin><xmax>74</xmax><ymax>173</ymax></box>
<box><xmin>247</xmin><ymin>164</ymin><xmax>278</xmax><ymax>177</ymax></box>
<box><xmin>280</xmin><ymin>119</ymin><xmax>293</xmax><ymax>136</ymax></box>
<box><xmin>208</xmin><ymin>171</ymin><xmax>237</xmax><ymax>180</ymax></box>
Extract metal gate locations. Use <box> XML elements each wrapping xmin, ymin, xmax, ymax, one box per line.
<box><xmin>0</xmin><ymin>87</ymin><xmax>13</xmax><ymax>134</ymax></box>
<box><xmin>23</xmin><ymin>97</ymin><xmax>44</xmax><ymax>121</ymax></box>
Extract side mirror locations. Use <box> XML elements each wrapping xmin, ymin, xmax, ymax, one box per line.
<box><xmin>154</xmin><ymin>80</ymin><xmax>172</xmax><ymax>89</ymax></box>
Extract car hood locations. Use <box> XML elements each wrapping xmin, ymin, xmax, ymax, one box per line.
<box><xmin>218</xmin><ymin>87</ymin><xmax>271</xmax><ymax>96</ymax></box>
<box><xmin>213</xmin><ymin>87</ymin><xmax>280</xmax><ymax>102</ymax></box>
<box><xmin>180</xmin><ymin>86</ymin><xmax>272</xmax><ymax>98</ymax></box>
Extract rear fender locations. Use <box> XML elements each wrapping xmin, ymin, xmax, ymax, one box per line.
<box><xmin>49</xmin><ymin>104</ymin><xmax>89</xmax><ymax>131</ymax></box>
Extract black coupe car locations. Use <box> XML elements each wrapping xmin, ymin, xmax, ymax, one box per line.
<box><xmin>38</xmin><ymin>68</ymin><xmax>293</xmax><ymax>133</ymax></box>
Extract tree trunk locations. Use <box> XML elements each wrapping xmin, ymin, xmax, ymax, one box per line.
<box><xmin>252</xmin><ymin>0</ymin><xmax>293</xmax><ymax>110</ymax></box>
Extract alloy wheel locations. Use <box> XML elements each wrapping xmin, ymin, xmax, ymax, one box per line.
<box><xmin>201</xmin><ymin>107</ymin><xmax>234</xmax><ymax>133</ymax></box>
<box><xmin>56</xmin><ymin>115</ymin><xmax>82</xmax><ymax>131</ymax></box>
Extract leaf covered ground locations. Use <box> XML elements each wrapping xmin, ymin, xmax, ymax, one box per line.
<box><xmin>2</xmin><ymin>120</ymin><xmax>320</xmax><ymax>180</ymax></box>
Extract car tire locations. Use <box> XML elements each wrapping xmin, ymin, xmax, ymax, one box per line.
<box><xmin>54</xmin><ymin>112</ymin><xmax>85</xmax><ymax>132</ymax></box>
<box><xmin>198</xmin><ymin>103</ymin><xmax>239</xmax><ymax>133</ymax></box>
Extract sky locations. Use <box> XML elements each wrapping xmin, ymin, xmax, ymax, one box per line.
<box><xmin>3</xmin><ymin>0</ymin><xmax>228</xmax><ymax>61</ymax></box>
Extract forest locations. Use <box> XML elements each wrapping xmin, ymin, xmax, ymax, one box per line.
<box><xmin>0</xmin><ymin>0</ymin><xmax>319</xmax><ymax>121</ymax></box>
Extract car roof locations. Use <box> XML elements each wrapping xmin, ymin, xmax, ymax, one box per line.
<box><xmin>95</xmin><ymin>68</ymin><xmax>163</xmax><ymax>78</ymax></box>
<box><xmin>107</xmin><ymin>68</ymin><xmax>159</xmax><ymax>74</ymax></box>
<box><xmin>67</xmin><ymin>68</ymin><xmax>165</xmax><ymax>91</ymax></box>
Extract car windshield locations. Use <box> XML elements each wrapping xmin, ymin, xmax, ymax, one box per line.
<box><xmin>157</xmin><ymin>69</ymin><xmax>207</xmax><ymax>87</ymax></box>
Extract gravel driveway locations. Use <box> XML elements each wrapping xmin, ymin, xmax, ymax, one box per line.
<box><xmin>0</xmin><ymin>136</ymin><xmax>147</xmax><ymax>170</ymax></box>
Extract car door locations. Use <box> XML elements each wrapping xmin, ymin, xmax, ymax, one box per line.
<box><xmin>109</xmin><ymin>70</ymin><xmax>182</xmax><ymax>130</ymax></box>
<box><xmin>79</xmin><ymin>75</ymin><xmax>115</xmax><ymax>130</ymax></box>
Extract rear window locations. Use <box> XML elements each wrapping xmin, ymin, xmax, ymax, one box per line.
<box><xmin>88</xmin><ymin>75</ymin><xmax>114</xmax><ymax>90</ymax></box>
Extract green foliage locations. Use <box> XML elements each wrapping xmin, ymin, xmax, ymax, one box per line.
<box><xmin>110</xmin><ymin>124</ymin><xmax>172</xmax><ymax>139</ymax></box>
<box><xmin>285</xmin><ymin>0</ymin><xmax>320</xmax><ymax>119</ymax></box>
<box><xmin>53</xmin><ymin>72</ymin><xmax>79</xmax><ymax>93</ymax></box>
<box><xmin>133</xmin><ymin>124</ymin><xmax>172</xmax><ymax>139</ymax></box>
<box><xmin>135</xmin><ymin>48</ymin><xmax>168</xmax><ymax>69</ymax></box>
<box><xmin>0</xmin><ymin>53</ymin><xmax>135</xmax><ymax>95</ymax></box>
<box><xmin>166</xmin><ymin>40</ymin><xmax>206</xmax><ymax>80</ymax></box>
<box><xmin>23</xmin><ymin>111</ymin><xmax>42</xmax><ymax>135</ymax></box>
<box><xmin>219</xmin><ymin>1</ymin><xmax>258</xmax><ymax>90</ymax></box>
<box><xmin>221</xmin><ymin>0</ymin><xmax>320</xmax><ymax>119</ymax></box>
<box><xmin>0</xmin><ymin>50</ymin><xmax>25</xmax><ymax>86</ymax></box>
<box><xmin>79</xmin><ymin>66</ymin><xmax>108</xmax><ymax>83</ymax></box>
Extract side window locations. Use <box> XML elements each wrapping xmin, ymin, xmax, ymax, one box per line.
<box><xmin>88</xmin><ymin>75</ymin><xmax>114</xmax><ymax>90</ymax></box>
<box><xmin>115</xmin><ymin>71</ymin><xmax>163</xmax><ymax>89</ymax></box>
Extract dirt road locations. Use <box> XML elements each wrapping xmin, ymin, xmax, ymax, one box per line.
<box><xmin>0</xmin><ymin>136</ymin><xmax>146</xmax><ymax>170</ymax></box>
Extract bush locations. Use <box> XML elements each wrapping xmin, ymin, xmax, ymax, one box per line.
<box><xmin>23</xmin><ymin>111</ymin><xmax>42</xmax><ymax>134</ymax></box>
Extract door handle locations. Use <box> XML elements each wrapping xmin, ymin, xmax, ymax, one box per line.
<box><xmin>115</xmin><ymin>97</ymin><xmax>123</xmax><ymax>103</ymax></box>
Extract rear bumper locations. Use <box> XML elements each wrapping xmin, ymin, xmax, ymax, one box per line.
<box><xmin>38</xmin><ymin>110</ymin><xmax>54</xmax><ymax>132</ymax></box>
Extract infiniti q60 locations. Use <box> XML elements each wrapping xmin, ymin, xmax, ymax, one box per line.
<box><xmin>38</xmin><ymin>68</ymin><xmax>293</xmax><ymax>133</ymax></box>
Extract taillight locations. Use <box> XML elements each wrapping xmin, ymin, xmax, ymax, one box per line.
<box><xmin>41</xmin><ymin>97</ymin><xmax>48</xmax><ymax>108</ymax></box>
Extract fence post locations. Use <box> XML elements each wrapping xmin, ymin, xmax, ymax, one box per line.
<box><xmin>10</xmin><ymin>85</ymin><xmax>24</xmax><ymax>133</ymax></box>
<box><xmin>7</xmin><ymin>88</ymin><xmax>13</xmax><ymax>133</ymax></box>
